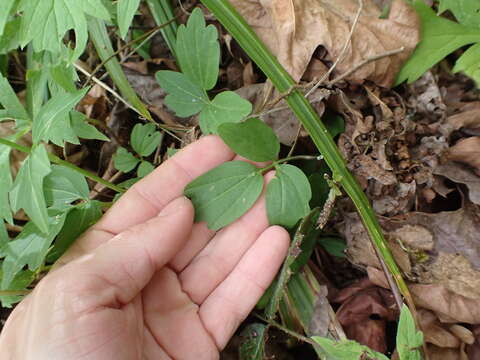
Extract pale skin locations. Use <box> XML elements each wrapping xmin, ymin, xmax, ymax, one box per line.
<box><xmin>0</xmin><ymin>136</ymin><xmax>290</xmax><ymax>360</ymax></box>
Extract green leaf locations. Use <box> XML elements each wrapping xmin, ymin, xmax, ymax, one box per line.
<box><xmin>397</xmin><ymin>305</ymin><xmax>423</xmax><ymax>360</ymax></box>
<box><xmin>184</xmin><ymin>161</ymin><xmax>263</xmax><ymax>230</ymax></box>
<box><xmin>454</xmin><ymin>42</ymin><xmax>480</xmax><ymax>85</ymax></box>
<box><xmin>114</xmin><ymin>147</ymin><xmax>140</xmax><ymax>172</ymax></box>
<box><xmin>0</xmin><ymin>18</ymin><xmax>22</xmax><ymax>54</ymax></box>
<box><xmin>132</xmin><ymin>30</ymin><xmax>152</xmax><ymax>59</ymax></box>
<box><xmin>0</xmin><ymin>269</ymin><xmax>34</xmax><ymax>308</ymax></box>
<box><xmin>0</xmin><ymin>220</ymin><xmax>8</xmax><ymax>254</ymax></box>
<box><xmin>137</xmin><ymin>161</ymin><xmax>155</xmax><ymax>178</ymax></box>
<box><xmin>0</xmin><ymin>73</ymin><xmax>30</xmax><ymax>123</ymax></box>
<box><xmin>0</xmin><ymin>0</ymin><xmax>16</xmax><ymax>37</ymax></box>
<box><xmin>266</xmin><ymin>164</ymin><xmax>311</xmax><ymax>228</ymax></box>
<box><xmin>239</xmin><ymin>323</ymin><xmax>267</xmax><ymax>360</ymax></box>
<box><xmin>117</xmin><ymin>0</ymin><xmax>141</xmax><ymax>39</ymax></box>
<box><xmin>9</xmin><ymin>145</ymin><xmax>51</xmax><ymax>234</ymax></box>
<box><xmin>176</xmin><ymin>8</ymin><xmax>220</xmax><ymax>90</ymax></box>
<box><xmin>70</xmin><ymin>111</ymin><xmax>109</xmax><ymax>141</ymax></box>
<box><xmin>320</xmin><ymin>236</ymin><xmax>347</xmax><ymax>258</ymax></box>
<box><xmin>438</xmin><ymin>0</ymin><xmax>480</xmax><ymax>28</ymax></box>
<box><xmin>0</xmin><ymin>145</ymin><xmax>13</xmax><ymax>224</ymax></box>
<box><xmin>1</xmin><ymin>212</ymin><xmax>67</xmax><ymax>289</ymax></box>
<box><xmin>311</xmin><ymin>337</ymin><xmax>389</xmax><ymax>360</ymax></box>
<box><xmin>199</xmin><ymin>91</ymin><xmax>252</xmax><ymax>134</ymax></box>
<box><xmin>396</xmin><ymin>1</ymin><xmax>480</xmax><ymax>84</ymax></box>
<box><xmin>47</xmin><ymin>201</ymin><xmax>102</xmax><ymax>262</ymax></box>
<box><xmin>18</xmin><ymin>0</ymin><xmax>110</xmax><ymax>59</ymax></box>
<box><xmin>32</xmin><ymin>88</ymin><xmax>89</xmax><ymax>146</ymax></box>
<box><xmin>218</xmin><ymin>117</ymin><xmax>280</xmax><ymax>161</ymax></box>
<box><xmin>156</xmin><ymin>70</ymin><xmax>209</xmax><ymax>117</ymax></box>
<box><xmin>49</xmin><ymin>62</ymin><xmax>77</xmax><ymax>93</ymax></box>
<box><xmin>131</xmin><ymin>123</ymin><xmax>162</xmax><ymax>157</ymax></box>
<box><xmin>43</xmin><ymin>165</ymin><xmax>89</xmax><ymax>209</ymax></box>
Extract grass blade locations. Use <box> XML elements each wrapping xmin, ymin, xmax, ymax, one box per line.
<box><xmin>145</xmin><ymin>0</ymin><xmax>178</xmax><ymax>58</ymax></box>
<box><xmin>87</xmin><ymin>18</ymin><xmax>152</xmax><ymax>121</ymax></box>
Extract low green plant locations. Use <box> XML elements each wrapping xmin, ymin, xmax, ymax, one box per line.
<box><xmin>157</xmin><ymin>9</ymin><xmax>315</xmax><ymax>230</ymax></box>
<box><xmin>397</xmin><ymin>0</ymin><xmax>480</xmax><ymax>85</ymax></box>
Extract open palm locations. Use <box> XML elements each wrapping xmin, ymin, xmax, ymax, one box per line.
<box><xmin>0</xmin><ymin>136</ymin><xmax>289</xmax><ymax>360</ymax></box>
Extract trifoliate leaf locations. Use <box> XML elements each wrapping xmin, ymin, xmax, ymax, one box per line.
<box><xmin>396</xmin><ymin>1</ymin><xmax>480</xmax><ymax>84</ymax></box>
<box><xmin>199</xmin><ymin>91</ymin><xmax>252</xmax><ymax>134</ymax></box>
<box><xmin>117</xmin><ymin>0</ymin><xmax>141</xmax><ymax>40</ymax></box>
<box><xmin>43</xmin><ymin>165</ymin><xmax>89</xmax><ymax>209</ymax></box>
<box><xmin>114</xmin><ymin>147</ymin><xmax>140</xmax><ymax>172</ymax></box>
<box><xmin>32</xmin><ymin>88</ymin><xmax>89</xmax><ymax>146</ymax></box>
<box><xmin>1</xmin><ymin>212</ymin><xmax>67</xmax><ymax>289</ymax></box>
<box><xmin>176</xmin><ymin>8</ymin><xmax>220</xmax><ymax>90</ymax></box>
<box><xmin>137</xmin><ymin>161</ymin><xmax>155</xmax><ymax>178</ymax></box>
<box><xmin>9</xmin><ymin>145</ymin><xmax>51</xmax><ymax>234</ymax></box>
<box><xmin>266</xmin><ymin>164</ymin><xmax>311</xmax><ymax>228</ymax></box>
<box><xmin>453</xmin><ymin>42</ymin><xmax>480</xmax><ymax>85</ymax></box>
<box><xmin>0</xmin><ymin>269</ymin><xmax>34</xmax><ymax>308</ymax></box>
<box><xmin>131</xmin><ymin>123</ymin><xmax>162</xmax><ymax>157</ymax></box>
<box><xmin>156</xmin><ymin>70</ymin><xmax>208</xmax><ymax>117</ymax></box>
<box><xmin>0</xmin><ymin>73</ymin><xmax>30</xmax><ymax>123</ymax></box>
<box><xmin>239</xmin><ymin>324</ymin><xmax>267</xmax><ymax>360</ymax></box>
<box><xmin>218</xmin><ymin>118</ymin><xmax>280</xmax><ymax>162</ymax></box>
<box><xmin>397</xmin><ymin>305</ymin><xmax>423</xmax><ymax>360</ymax></box>
<box><xmin>311</xmin><ymin>337</ymin><xmax>389</xmax><ymax>360</ymax></box>
<box><xmin>184</xmin><ymin>161</ymin><xmax>263</xmax><ymax>230</ymax></box>
<box><xmin>18</xmin><ymin>0</ymin><xmax>110</xmax><ymax>59</ymax></box>
<box><xmin>438</xmin><ymin>0</ymin><xmax>480</xmax><ymax>28</ymax></box>
<box><xmin>0</xmin><ymin>145</ymin><xmax>12</xmax><ymax>224</ymax></box>
<box><xmin>47</xmin><ymin>201</ymin><xmax>103</xmax><ymax>262</ymax></box>
<box><xmin>70</xmin><ymin>111</ymin><xmax>109</xmax><ymax>141</ymax></box>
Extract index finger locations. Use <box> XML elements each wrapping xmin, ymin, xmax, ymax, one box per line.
<box><xmin>94</xmin><ymin>135</ymin><xmax>234</xmax><ymax>235</ymax></box>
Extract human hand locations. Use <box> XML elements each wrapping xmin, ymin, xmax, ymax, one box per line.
<box><xmin>0</xmin><ymin>136</ymin><xmax>289</xmax><ymax>360</ymax></box>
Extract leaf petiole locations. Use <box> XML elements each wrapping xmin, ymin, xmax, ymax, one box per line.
<box><xmin>259</xmin><ymin>155</ymin><xmax>321</xmax><ymax>174</ymax></box>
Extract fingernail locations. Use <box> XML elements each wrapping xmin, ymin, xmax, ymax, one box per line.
<box><xmin>158</xmin><ymin>196</ymin><xmax>189</xmax><ymax>217</ymax></box>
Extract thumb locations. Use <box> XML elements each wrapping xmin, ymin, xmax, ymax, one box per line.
<box><xmin>63</xmin><ymin>196</ymin><xmax>194</xmax><ymax>307</ymax></box>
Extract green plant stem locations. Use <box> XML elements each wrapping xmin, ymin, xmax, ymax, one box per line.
<box><xmin>0</xmin><ymin>138</ymin><xmax>125</xmax><ymax>194</ymax></box>
<box><xmin>201</xmin><ymin>0</ymin><xmax>412</xmax><ymax>312</ymax></box>
<box><xmin>0</xmin><ymin>290</ymin><xmax>30</xmax><ymax>296</ymax></box>
<box><xmin>259</xmin><ymin>155</ymin><xmax>319</xmax><ymax>173</ymax></box>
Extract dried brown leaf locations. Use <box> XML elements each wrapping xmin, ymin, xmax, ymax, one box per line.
<box><xmin>230</xmin><ymin>0</ymin><xmax>419</xmax><ymax>87</ymax></box>
<box><xmin>434</xmin><ymin>162</ymin><xmax>480</xmax><ymax>205</ymax></box>
<box><xmin>448</xmin><ymin>136</ymin><xmax>480</xmax><ymax>176</ymax></box>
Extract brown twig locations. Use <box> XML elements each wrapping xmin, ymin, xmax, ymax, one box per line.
<box><xmin>305</xmin><ymin>0</ymin><xmax>364</xmax><ymax>97</ymax></box>
<box><xmin>328</xmin><ymin>46</ymin><xmax>405</xmax><ymax>85</ymax></box>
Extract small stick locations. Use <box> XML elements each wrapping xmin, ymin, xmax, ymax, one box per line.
<box><xmin>305</xmin><ymin>0</ymin><xmax>364</xmax><ymax>98</ymax></box>
<box><xmin>328</xmin><ymin>46</ymin><xmax>405</xmax><ymax>85</ymax></box>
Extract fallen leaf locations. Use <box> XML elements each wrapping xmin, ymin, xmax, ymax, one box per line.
<box><xmin>332</xmin><ymin>278</ymin><xmax>397</xmax><ymax>353</ymax></box>
<box><xmin>447</xmin><ymin>136</ymin><xmax>480</xmax><ymax>176</ymax></box>
<box><xmin>230</xmin><ymin>0</ymin><xmax>419</xmax><ymax>86</ymax></box>
<box><xmin>368</xmin><ymin>267</ymin><xmax>480</xmax><ymax>324</ymax></box>
<box><xmin>434</xmin><ymin>162</ymin><xmax>480</xmax><ymax>205</ymax></box>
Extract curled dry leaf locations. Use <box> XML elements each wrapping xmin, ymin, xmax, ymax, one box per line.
<box><xmin>448</xmin><ymin>136</ymin><xmax>480</xmax><ymax>177</ymax></box>
<box><xmin>229</xmin><ymin>0</ymin><xmax>420</xmax><ymax>87</ymax></box>
<box><xmin>332</xmin><ymin>278</ymin><xmax>397</xmax><ymax>353</ymax></box>
<box><xmin>339</xmin><ymin>202</ymin><xmax>480</xmax><ymax>300</ymax></box>
<box><xmin>434</xmin><ymin>162</ymin><xmax>480</xmax><ymax>206</ymax></box>
<box><xmin>368</xmin><ymin>267</ymin><xmax>480</xmax><ymax>325</ymax></box>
